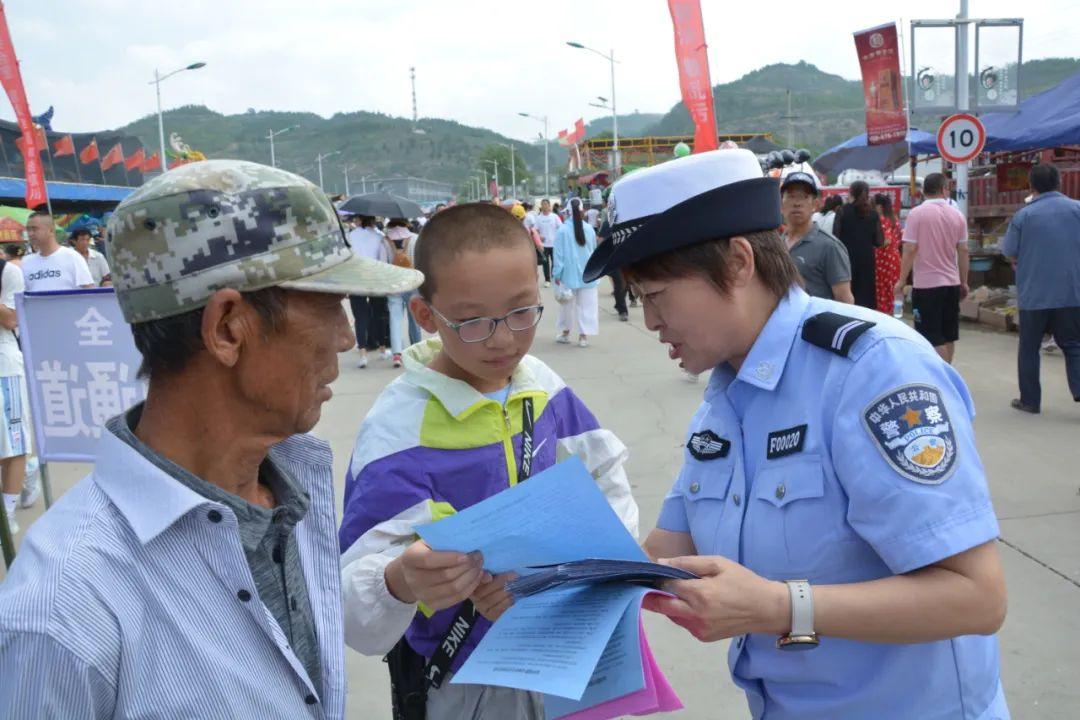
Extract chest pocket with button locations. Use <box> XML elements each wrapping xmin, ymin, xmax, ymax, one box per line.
<box><xmin>745</xmin><ymin>454</ymin><xmax>836</xmax><ymax>576</ymax></box>
<box><xmin>678</xmin><ymin>458</ymin><xmax>734</xmax><ymax>556</ymax></box>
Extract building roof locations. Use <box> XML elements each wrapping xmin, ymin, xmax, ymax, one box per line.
<box><xmin>0</xmin><ymin>177</ymin><xmax>135</xmax><ymax>204</ymax></box>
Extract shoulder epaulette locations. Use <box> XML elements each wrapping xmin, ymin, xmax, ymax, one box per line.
<box><xmin>801</xmin><ymin>311</ymin><xmax>876</xmax><ymax>357</ymax></box>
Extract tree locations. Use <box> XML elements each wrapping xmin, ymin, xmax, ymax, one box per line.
<box><xmin>475</xmin><ymin>143</ymin><xmax>532</xmax><ymax>196</ymax></box>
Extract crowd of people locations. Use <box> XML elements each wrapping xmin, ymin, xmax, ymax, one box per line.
<box><xmin>0</xmin><ymin>143</ymin><xmax>1073</xmax><ymax>720</ymax></box>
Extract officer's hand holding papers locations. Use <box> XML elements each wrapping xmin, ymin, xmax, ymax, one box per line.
<box><xmin>415</xmin><ymin>457</ymin><xmax>687</xmax><ymax>719</ymax></box>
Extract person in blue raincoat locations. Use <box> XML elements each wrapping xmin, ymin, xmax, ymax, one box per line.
<box><xmin>583</xmin><ymin>148</ymin><xmax>1009</xmax><ymax>720</ymax></box>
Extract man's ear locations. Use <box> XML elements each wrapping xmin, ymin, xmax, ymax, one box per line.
<box><xmin>201</xmin><ymin>289</ymin><xmax>259</xmax><ymax>368</ymax></box>
<box><xmin>409</xmin><ymin>294</ymin><xmax>438</xmax><ymax>334</ymax></box>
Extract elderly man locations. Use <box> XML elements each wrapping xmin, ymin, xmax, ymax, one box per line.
<box><xmin>0</xmin><ymin>160</ymin><xmax>422</xmax><ymax>718</ymax></box>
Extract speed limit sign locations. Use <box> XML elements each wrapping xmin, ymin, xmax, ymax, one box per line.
<box><xmin>937</xmin><ymin>113</ymin><xmax>987</xmax><ymax>163</ymax></box>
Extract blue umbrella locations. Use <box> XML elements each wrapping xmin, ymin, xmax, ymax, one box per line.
<box><xmin>813</xmin><ymin>129</ymin><xmax>937</xmax><ymax>176</ymax></box>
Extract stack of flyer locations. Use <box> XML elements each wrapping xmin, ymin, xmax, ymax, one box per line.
<box><xmin>416</xmin><ymin>458</ymin><xmax>687</xmax><ymax>719</ymax></box>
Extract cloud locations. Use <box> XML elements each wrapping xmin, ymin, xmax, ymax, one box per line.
<box><xmin>3</xmin><ymin>0</ymin><xmax>1076</xmax><ymax>140</ymax></box>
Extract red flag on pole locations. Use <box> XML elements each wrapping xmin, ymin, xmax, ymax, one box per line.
<box><xmin>100</xmin><ymin>142</ymin><xmax>124</xmax><ymax>171</ymax></box>
<box><xmin>668</xmin><ymin>0</ymin><xmax>718</xmax><ymax>153</ymax></box>
<box><xmin>53</xmin><ymin>134</ymin><xmax>75</xmax><ymax>156</ymax></box>
<box><xmin>853</xmin><ymin>23</ymin><xmax>907</xmax><ymax>145</ymax></box>
<box><xmin>80</xmin><ymin>138</ymin><xmax>99</xmax><ymax>164</ymax></box>
<box><xmin>124</xmin><ymin>147</ymin><xmax>145</xmax><ymax>171</ymax></box>
<box><xmin>141</xmin><ymin>152</ymin><xmax>160</xmax><ymax>172</ymax></box>
<box><xmin>0</xmin><ymin>4</ymin><xmax>48</xmax><ymax>208</ymax></box>
<box><xmin>572</xmin><ymin>118</ymin><xmax>586</xmax><ymax>144</ymax></box>
<box><xmin>557</xmin><ymin>129</ymin><xmax>569</xmax><ymax>147</ymax></box>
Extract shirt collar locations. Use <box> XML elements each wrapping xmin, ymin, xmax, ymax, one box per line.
<box><xmin>402</xmin><ymin>338</ymin><xmax>543</xmax><ymax>418</ymax></box>
<box><xmin>735</xmin><ymin>286</ymin><xmax>810</xmax><ymax>392</ymax></box>
<box><xmin>1030</xmin><ymin>191</ymin><xmax>1063</xmax><ymax>204</ymax></box>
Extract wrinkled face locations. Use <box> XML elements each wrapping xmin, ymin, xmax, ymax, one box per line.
<box><xmin>632</xmin><ymin>273</ymin><xmax>743</xmax><ymax>376</ymax></box>
<box><xmin>415</xmin><ymin>243</ymin><xmax>540</xmax><ymax>391</ymax></box>
<box><xmin>237</xmin><ymin>290</ymin><xmax>355</xmax><ymax>435</ymax></box>
<box><xmin>26</xmin><ymin>216</ymin><xmax>54</xmax><ymax>250</ymax></box>
<box><xmin>781</xmin><ymin>186</ymin><xmax>815</xmax><ymax>228</ymax></box>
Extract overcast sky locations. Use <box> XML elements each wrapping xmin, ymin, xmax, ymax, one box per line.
<box><xmin>6</xmin><ymin>0</ymin><xmax>1077</xmax><ymax>142</ymax></box>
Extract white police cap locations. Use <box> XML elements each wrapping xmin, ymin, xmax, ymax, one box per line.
<box><xmin>584</xmin><ymin>148</ymin><xmax>782</xmax><ymax>283</ymax></box>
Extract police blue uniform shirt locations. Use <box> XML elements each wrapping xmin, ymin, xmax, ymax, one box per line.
<box><xmin>657</xmin><ymin>287</ymin><xmax>1008</xmax><ymax>720</ymax></box>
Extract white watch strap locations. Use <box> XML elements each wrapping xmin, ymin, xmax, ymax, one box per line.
<box><xmin>786</xmin><ymin>580</ymin><xmax>814</xmax><ymax>636</ymax></box>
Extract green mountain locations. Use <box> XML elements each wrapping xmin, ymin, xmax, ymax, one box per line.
<box><xmin>583</xmin><ymin>111</ymin><xmax>663</xmax><ymax>139</ymax></box>
<box><xmin>647</xmin><ymin>58</ymin><xmax>1080</xmax><ymax>154</ymax></box>
<box><xmin>113</xmin><ymin>107</ymin><xmax>555</xmax><ymax>194</ymax></box>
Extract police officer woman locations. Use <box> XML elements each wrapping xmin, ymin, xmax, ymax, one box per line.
<box><xmin>584</xmin><ymin>149</ymin><xmax>1009</xmax><ymax>719</ymax></box>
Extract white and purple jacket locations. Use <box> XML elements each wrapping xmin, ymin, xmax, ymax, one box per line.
<box><xmin>339</xmin><ymin>339</ymin><xmax>639</xmax><ymax>672</ymax></box>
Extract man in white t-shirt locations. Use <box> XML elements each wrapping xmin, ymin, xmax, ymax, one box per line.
<box><xmin>70</xmin><ymin>227</ymin><xmax>111</xmax><ymax>286</ymax></box>
<box><xmin>533</xmin><ymin>199</ymin><xmax>561</xmax><ymax>286</ymax></box>
<box><xmin>22</xmin><ymin>212</ymin><xmax>95</xmax><ymax>291</ymax></box>
<box><xmin>0</xmin><ymin>257</ymin><xmax>36</xmax><ymax>535</ymax></box>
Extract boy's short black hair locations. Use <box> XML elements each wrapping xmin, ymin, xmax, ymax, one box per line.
<box><xmin>70</xmin><ymin>227</ymin><xmax>92</xmax><ymax>242</ymax></box>
<box><xmin>414</xmin><ymin>202</ymin><xmax>533</xmax><ymax>300</ymax></box>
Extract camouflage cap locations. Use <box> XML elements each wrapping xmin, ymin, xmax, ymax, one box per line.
<box><xmin>106</xmin><ymin>159</ymin><xmax>423</xmax><ymax>323</ymax></box>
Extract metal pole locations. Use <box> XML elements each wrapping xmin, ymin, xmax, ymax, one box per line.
<box><xmin>956</xmin><ymin>0</ymin><xmax>970</xmax><ymax>219</ymax></box>
<box><xmin>543</xmin><ymin>116</ymin><xmax>549</xmax><ymax>196</ymax></box>
<box><xmin>317</xmin><ymin>154</ymin><xmax>324</xmax><ymax>191</ymax></box>
<box><xmin>155</xmin><ymin>69</ymin><xmax>167</xmax><ymax>176</ymax></box>
<box><xmin>610</xmin><ymin>49</ymin><xmax>619</xmax><ymax>171</ymax></box>
<box><xmin>344</xmin><ymin>167</ymin><xmax>350</xmax><ymax>196</ymax></box>
<box><xmin>269</xmin><ymin>132</ymin><xmax>276</xmax><ymax>168</ymax></box>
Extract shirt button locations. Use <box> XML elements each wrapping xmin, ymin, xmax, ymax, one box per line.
<box><xmin>207</xmin><ymin>509</ymin><xmax>222</xmax><ymax>523</ymax></box>
<box><xmin>733</xmin><ymin>494</ymin><xmax>741</xmax><ymax>506</ymax></box>
<box><xmin>237</xmin><ymin>589</ymin><xmax>252</xmax><ymax>602</ymax></box>
<box><xmin>775</xmin><ymin>484</ymin><xmax>786</xmax><ymax>500</ymax></box>
<box><xmin>689</xmin><ymin>482</ymin><xmax>700</xmax><ymax>494</ymax></box>
<box><xmin>305</xmin><ymin>694</ymin><xmax>317</xmax><ymax>705</ymax></box>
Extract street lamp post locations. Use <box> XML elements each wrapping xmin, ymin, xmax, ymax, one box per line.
<box><xmin>567</xmin><ymin>42</ymin><xmax>619</xmax><ymax>170</ymax></box>
<box><xmin>498</xmin><ymin>143</ymin><xmax>516</xmax><ymax>199</ymax></box>
<box><xmin>482</xmin><ymin>159</ymin><xmax>498</xmax><ymax>199</ymax></box>
<box><xmin>343</xmin><ymin>165</ymin><xmax>357</xmax><ymax>195</ymax></box>
<box><xmin>150</xmin><ymin>62</ymin><xmax>207</xmax><ymax>174</ymax></box>
<box><xmin>266</xmin><ymin>124</ymin><xmax>298</xmax><ymax>168</ymax></box>
<box><xmin>316</xmin><ymin>151</ymin><xmax>341</xmax><ymax>192</ymax></box>
<box><xmin>518</xmin><ymin>112</ymin><xmax>549</xmax><ymax>195</ymax></box>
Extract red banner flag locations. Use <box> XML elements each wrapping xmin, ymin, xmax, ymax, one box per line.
<box><xmin>0</xmin><ymin>4</ymin><xmax>47</xmax><ymax>208</ymax></box>
<box><xmin>557</xmin><ymin>129</ymin><xmax>569</xmax><ymax>147</ymax></box>
<box><xmin>141</xmin><ymin>152</ymin><xmax>160</xmax><ymax>172</ymax></box>
<box><xmin>53</xmin><ymin>133</ymin><xmax>75</xmax><ymax>156</ymax></box>
<box><xmin>853</xmin><ymin>23</ymin><xmax>907</xmax><ymax>145</ymax></box>
<box><xmin>668</xmin><ymin>0</ymin><xmax>718</xmax><ymax>153</ymax></box>
<box><xmin>100</xmin><ymin>142</ymin><xmax>124</xmax><ymax>171</ymax></box>
<box><xmin>80</xmin><ymin>138</ymin><xmax>99</xmax><ymax>164</ymax></box>
<box><xmin>124</xmin><ymin>147</ymin><xmax>145</xmax><ymax>171</ymax></box>
<box><xmin>573</xmin><ymin>118</ymin><xmax>586</xmax><ymax>144</ymax></box>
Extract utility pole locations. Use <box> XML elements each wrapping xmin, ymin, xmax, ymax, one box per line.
<box><xmin>410</xmin><ymin>66</ymin><xmax>419</xmax><ymax>128</ymax></box>
<box><xmin>955</xmin><ymin>0</ymin><xmax>970</xmax><ymax>218</ymax></box>
<box><xmin>781</xmin><ymin>89</ymin><xmax>799</xmax><ymax>148</ymax></box>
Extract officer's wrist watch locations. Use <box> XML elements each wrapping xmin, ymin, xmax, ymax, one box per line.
<box><xmin>776</xmin><ymin>580</ymin><xmax>819</xmax><ymax>651</ymax></box>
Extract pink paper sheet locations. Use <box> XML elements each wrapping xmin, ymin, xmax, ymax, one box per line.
<box><xmin>556</xmin><ymin>616</ymin><xmax>683</xmax><ymax>720</ymax></box>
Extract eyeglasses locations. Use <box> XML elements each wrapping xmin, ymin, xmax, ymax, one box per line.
<box><xmin>427</xmin><ymin>303</ymin><xmax>544</xmax><ymax>343</ymax></box>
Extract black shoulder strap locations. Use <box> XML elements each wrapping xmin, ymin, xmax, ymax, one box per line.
<box><xmin>801</xmin><ymin>311</ymin><xmax>875</xmax><ymax>357</ymax></box>
<box><xmin>425</xmin><ymin>396</ymin><xmax>535</xmax><ymax>690</ymax></box>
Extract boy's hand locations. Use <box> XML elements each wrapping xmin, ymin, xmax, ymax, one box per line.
<box><xmin>386</xmin><ymin>541</ymin><xmax>489</xmax><ymax>611</ymax></box>
<box><xmin>471</xmin><ymin>572</ymin><xmax>517</xmax><ymax>622</ymax></box>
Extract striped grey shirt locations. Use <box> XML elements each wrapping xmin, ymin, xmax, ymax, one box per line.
<box><xmin>0</xmin><ymin>423</ymin><xmax>346</xmax><ymax>719</ymax></box>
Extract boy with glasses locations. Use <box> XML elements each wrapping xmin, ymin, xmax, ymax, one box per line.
<box><xmin>339</xmin><ymin>203</ymin><xmax>638</xmax><ymax>720</ymax></box>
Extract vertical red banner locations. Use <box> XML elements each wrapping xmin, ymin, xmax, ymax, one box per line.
<box><xmin>668</xmin><ymin>0</ymin><xmax>718</xmax><ymax>153</ymax></box>
<box><xmin>0</xmin><ymin>2</ymin><xmax>47</xmax><ymax>208</ymax></box>
<box><xmin>853</xmin><ymin>23</ymin><xmax>908</xmax><ymax>146</ymax></box>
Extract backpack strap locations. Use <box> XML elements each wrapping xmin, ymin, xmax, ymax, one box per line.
<box><xmin>801</xmin><ymin>311</ymin><xmax>875</xmax><ymax>357</ymax></box>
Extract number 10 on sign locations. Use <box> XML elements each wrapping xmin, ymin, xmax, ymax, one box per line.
<box><xmin>936</xmin><ymin>113</ymin><xmax>987</xmax><ymax>164</ymax></box>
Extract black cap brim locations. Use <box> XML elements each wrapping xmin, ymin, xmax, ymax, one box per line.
<box><xmin>583</xmin><ymin>176</ymin><xmax>782</xmax><ymax>283</ymax></box>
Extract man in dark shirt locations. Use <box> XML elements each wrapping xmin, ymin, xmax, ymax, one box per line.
<box><xmin>1002</xmin><ymin>163</ymin><xmax>1080</xmax><ymax>413</ymax></box>
<box><xmin>781</xmin><ymin>172</ymin><xmax>854</xmax><ymax>303</ymax></box>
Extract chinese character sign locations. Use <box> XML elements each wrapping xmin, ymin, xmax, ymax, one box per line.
<box><xmin>668</xmin><ymin>0</ymin><xmax>718</xmax><ymax>153</ymax></box>
<box><xmin>853</xmin><ymin>23</ymin><xmax>908</xmax><ymax>146</ymax></box>
<box><xmin>16</xmin><ymin>289</ymin><xmax>147</xmax><ymax>462</ymax></box>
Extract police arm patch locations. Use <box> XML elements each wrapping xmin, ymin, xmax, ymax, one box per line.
<box><xmin>861</xmin><ymin>383</ymin><xmax>957</xmax><ymax>485</ymax></box>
